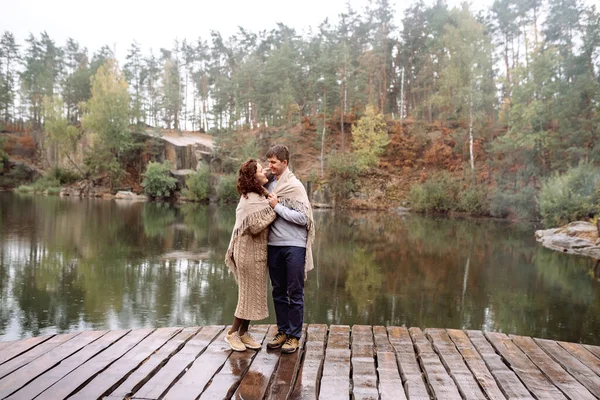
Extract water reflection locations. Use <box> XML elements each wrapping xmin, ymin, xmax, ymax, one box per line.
<box><xmin>1</xmin><ymin>193</ymin><xmax>598</xmax><ymax>344</ymax></box>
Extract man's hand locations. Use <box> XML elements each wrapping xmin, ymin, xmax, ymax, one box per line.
<box><xmin>268</xmin><ymin>193</ymin><xmax>279</xmax><ymax>208</ymax></box>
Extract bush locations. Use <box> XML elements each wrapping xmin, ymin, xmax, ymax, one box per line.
<box><xmin>47</xmin><ymin>166</ymin><xmax>81</xmax><ymax>185</ymax></box>
<box><xmin>142</xmin><ymin>161</ymin><xmax>177</xmax><ymax>198</ymax></box>
<box><xmin>538</xmin><ymin>163</ymin><xmax>600</xmax><ymax>227</ymax></box>
<box><xmin>0</xmin><ymin>165</ymin><xmax>32</xmax><ymax>188</ymax></box>
<box><xmin>0</xmin><ymin>136</ymin><xmax>8</xmax><ymax>167</ymax></box>
<box><xmin>184</xmin><ymin>165</ymin><xmax>211</xmax><ymax>201</ymax></box>
<box><xmin>409</xmin><ymin>172</ymin><xmax>489</xmax><ymax>215</ymax></box>
<box><xmin>457</xmin><ymin>185</ymin><xmax>490</xmax><ymax>216</ymax></box>
<box><xmin>217</xmin><ymin>174</ymin><xmax>239</xmax><ymax>203</ymax></box>
<box><xmin>409</xmin><ymin>172</ymin><xmax>460</xmax><ymax>213</ymax></box>
<box><xmin>328</xmin><ymin>153</ymin><xmax>360</xmax><ymax>201</ymax></box>
<box><xmin>490</xmin><ymin>187</ymin><xmax>538</xmax><ymax>220</ymax></box>
<box><xmin>15</xmin><ymin>173</ymin><xmax>61</xmax><ymax>193</ymax></box>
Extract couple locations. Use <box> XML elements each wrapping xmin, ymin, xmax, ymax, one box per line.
<box><xmin>224</xmin><ymin>144</ymin><xmax>315</xmax><ymax>354</ymax></box>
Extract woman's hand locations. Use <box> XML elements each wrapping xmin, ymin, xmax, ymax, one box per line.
<box><xmin>268</xmin><ymin>193</ymin><xmax>278</xmax><ymax>208</ymax></box>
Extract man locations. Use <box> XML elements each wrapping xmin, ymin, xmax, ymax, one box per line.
<box><xmin>264</xmin><ymin>144</ymin><xmax>315</xmax><ymax>354</ymax></box>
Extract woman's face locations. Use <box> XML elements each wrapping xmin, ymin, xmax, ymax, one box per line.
<box><xmin>255</xmin><ymin>163</ymin><xmax>269</xmax><ymax>186</ymax></box>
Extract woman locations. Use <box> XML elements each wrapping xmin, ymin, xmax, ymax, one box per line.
<box><xmin>224</xmin><ymin>159</ymin><xmax>276</xmax><ymax>351</ymax></box>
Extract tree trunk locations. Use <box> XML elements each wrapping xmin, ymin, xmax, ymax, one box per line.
<box><xmin>469</xmin><ymin>91</ymin><xmax>475</xmax><ymax>178</ymax></box>
<box><xmin>321</xmin><ymin>86</ymin><xmax>327</xmax><ymax>178</ymax></box>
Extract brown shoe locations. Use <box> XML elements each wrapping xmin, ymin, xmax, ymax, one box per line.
<box><xmin>281</xmin><ymin>336</ymin><xmax>300</xmax><ymax>354</ymax></box>
<box><xmin>225</xmin><ymin>331</ymin><xmax>247</xmax><ymax>352</ymax></box>
<box><xmin>267</xmin><ymin>331</ymin><xmax>287</xmax><ymax>349</ymax></box>
<box><xmin>240</xmin><ymin>332</ymin><xmax>261</xmax><ymax>350</ymax></box>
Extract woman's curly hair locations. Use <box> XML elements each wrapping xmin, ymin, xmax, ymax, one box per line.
<box><xmin>237</xmin><ymin>159</ymin><xmax>268</xmax><ymax>198</ymax></box>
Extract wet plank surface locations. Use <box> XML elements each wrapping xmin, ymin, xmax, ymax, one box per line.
<box><xmin>1</xmin><ymin>325</ymin><xmax>599</xmax><ymax>399</ymax></box>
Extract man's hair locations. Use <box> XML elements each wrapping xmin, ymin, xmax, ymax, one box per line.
<box><xmin>266</xmin><ymin>144</ymin><xmax>289</xmax><ymax>163</ymax></box>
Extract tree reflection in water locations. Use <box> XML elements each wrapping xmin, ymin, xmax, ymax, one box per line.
<box><xmin>0</xmin><ymin>193</ymin><xmax>598</xmax><ymax>344</ymax></box>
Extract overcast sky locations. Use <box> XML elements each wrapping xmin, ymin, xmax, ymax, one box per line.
<box><xmin>1</xmin><ymin>0</ymin><xmax>503</xmax><ymax>61</ymax></box>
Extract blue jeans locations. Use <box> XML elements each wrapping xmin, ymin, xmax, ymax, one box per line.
<box><xmin>268</xmin><ymin>245</ymin><xmax>306</xmax><ymax>339</ymax></box>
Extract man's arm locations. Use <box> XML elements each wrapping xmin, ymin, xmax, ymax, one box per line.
<box><xmin>274</xmin><ymin>203</ymin><xmax>307</xmax><ymax>226</ymax></box>
<box><xmin>268</xmin><ymin>193</ymin><xmax>307</xmax><ymax>226</ymax></box>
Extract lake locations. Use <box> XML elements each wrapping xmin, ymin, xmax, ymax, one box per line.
<box><xmin>1</xmin><ymin>192</ymin><xmax>599</xmax><ymax>344</ymax></box>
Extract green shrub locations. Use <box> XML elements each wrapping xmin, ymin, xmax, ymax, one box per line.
<box><xmin>0</xmin><ymin>136</ymin><xmax>8</xmax><ymax>168</ymax></box>
<box><xmin>184</xmin><ymin>165</ymin><xmax>211</xmax><ymax>201</ymax></box>
<box><xmin>457</xmin><ymin>185</ymin><xmax>489</xmax><ymax>216</ymax></box>
<box><xmin>409</xmin><ymin>172</ymin><xmax>460</xmax><ymax>213</ymax></box>
<box><xmin>15</xmin><ymin>185</ymin><xmax>34</xmax><ymax>193</ymax></box>
<box><xmin>15</xmin><ymin>173</ymin><xmax>61</xmax><ymax>193</ymax></box>
<box><xmin>47</xmin><ymin>166</ymin><xmax>81</xmax><ymax>185</ymax></box>
<box><xmin>490</xmin><ymin>187</ymin><xmax>538</xmax><ymax>220</ymax></box>
<box><xmin>538</xmin><ymin>163</ymin><xmax>600</xmax><ymax>227</ymax></box>
<box><xmin>328</xmin><ymin>153</ymin><xmax>360</xmax><ymax>201</ymax></box>
<box><xmin>409</xmin><ymin>172</ymin><xmax>489</xmax><ymax>216</ymax></box>
<box><xmin>217</xmin><ymin>174</ymin><xmax>239</xmax><ymax>203</ymax></box>
<box><xmin>0</xmin><ymin>164</ymin><xmax>30</xmax><ymax>188</ymax></box>
<box><xmin>142</xmin><ymin>161</ymin><xmax>177</xmax><ymax>198</ymax></box>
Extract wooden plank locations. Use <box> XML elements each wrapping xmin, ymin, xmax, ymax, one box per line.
<box><xmin>234</xmin><ymin>325</ymin><xmax>282</xmax><ymax>400</ymax></box>
<box><xmin>131</xmin><ymin>325</ymin><xmax>224</xmax><ymax>399</ymax></box>
<box><xmin>372</xmin><ymin>325</ymin><xmax>393</xmax><ymax>353</ymax></box>
<box><xmin>0</xmin><ymin>330</ymin><xmax>107</xmax><ymax>399</ymax></box>
<box><xmin>35</xmin><ymin>327</ymin><xmax>169</xmax><ymax>400</ymax></box>
<box><xmin>425</xmin><ymin>329</ymin><xmax>486</xmax><ymax>399</ymax></box>
<box><xmin>584</xmin><ymin>344</ymin><xmax>600</xmax><ymax>361</ymax></box>
<box><xmin>5</xmin><ymin>329</ymin><xmax>133</xmax><ymax>400</ymax></box>
<box><xmin>0</xmin><ymin>340</ymin><xmax>18</xmax><ymax>353</ymax></box>
<box><xmin>200</xmin><ymin>325</ymin><xmax>270</xmax><ymax>399</ymax></box>
<box><xmin>70</xmin><ymin>326</ymin><xmax>205</xmax><ymax>400</ymax></box>
<box><xmin>510</xmin><ymin>335</ymin><xmax>594</xmax><ymax>399</ymax></box>
<box><xmin>288</xmin><ymin>324</ymin><xmax>328</xmax><ymax>400</ymax></box>
<box><xmin>485</xmin><ymin>331</ymin><xmax>567</xmax><ymax>400</ymax></box>
<box><xmin>558</xmin><ymin>341</ymin><xmax>600</xmax><ymax>377</ymax></box>
<box><xmin>0</xmin><ymin>332</ymin><xmax>79</xmax><ymax>380</ymax></box>
<box><xmin>373</xmin><ymin>326</ymin><xmax>406</xmax><ymax>400</ymax></box>
<box><xmin>409</xmin><ymin>327</ymin><xmax>461</xmax><ymax>400</ymax></box>
<box><xmin>319</xmin><ymin>325</ymin><xmax>351</xmax><ymax>400</ymax></box>
<box><xmin>387</xmin><ymin>326</ymin><xmax>429</xmax><ymax>400</ymax></box>
<box><xmin>535</xmin><ymin>338</ymin><xmax>600</xmax><ymax>397</ymax></box>
<box><xmin>0</xmin><ymin>334</ymin><xmax>55</xmax><ymax>366</ymax></box>
<box><xmin>350</xmin><ymin>325</ymin><xmax>378</xmax><ymax>400</ymax></box>
<box><xmin>466</xmin><ymin>330</ymin><xmax>533</xmax><ymax>400</ymax></box>
<box><xmin>445</xmin><ymin>329</ymin><xmax>506</xmax><ymax>400</ymax></box>
<box><xmin>106</xmin><ymin>327</ymin><xmax>197</xmax><ymax>399</ymax></box>
<box><xmin>267</xmin><ymin>324</ymin><xmax>308</xmax><ymax>399</ymax></box>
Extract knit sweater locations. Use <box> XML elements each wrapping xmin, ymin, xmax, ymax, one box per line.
<box><xmin>266</xmin><ymin>177</ymin><xmax>308</xmax><ymax>247</ymax></box>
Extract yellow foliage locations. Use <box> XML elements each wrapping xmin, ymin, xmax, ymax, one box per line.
<box><xmin>351</xmin><ymin>105</ymin><xmax>389</xmax><ymax>171</ymax></box>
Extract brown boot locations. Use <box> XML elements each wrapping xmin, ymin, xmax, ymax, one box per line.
<box><xmin>281</xmin><ymin>336</ymin><xmax>300</xmax><ymax>354</ymax></box>
<box><xmin>267</xmin><ymin>331</ymin><xmax>287</xmax><ymax>349</ymax></box>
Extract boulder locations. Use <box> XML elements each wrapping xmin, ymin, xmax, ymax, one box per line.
<box><xmin>535</xmin><ymin>221</ymin><xmax>600</xmax><ymax>260</ymax></box>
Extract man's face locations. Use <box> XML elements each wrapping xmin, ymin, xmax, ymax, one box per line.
<box><xmin>268</xmin><ymin>156</ymin><xmax>288</xmax><ymax>178</ymax></box>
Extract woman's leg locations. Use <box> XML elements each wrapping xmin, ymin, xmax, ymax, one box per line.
<box><xmin>229</xmin><ymin>317</ymin><xmax>244</xmax><ymax>335</ymax></box>
<box><xmin>239</xmin><ymin>319</ymin><xmax>250</xmax><ymax>336</ymax></box>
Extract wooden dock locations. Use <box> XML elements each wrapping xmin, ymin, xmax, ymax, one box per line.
<box><xmin>0</xmin><ymin>325</ymin><xmax>599</xmax><ymax>399</ymax></box>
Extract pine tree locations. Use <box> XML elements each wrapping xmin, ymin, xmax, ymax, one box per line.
<box><xmin>124</xmin><ymin>41</ymin><xmax>146</xmax><ymax>127</ymax></box>
<box><xmin>0</xmin><ymin>32</ymin><xmax>20</xmax><ymax>124</ymax></box>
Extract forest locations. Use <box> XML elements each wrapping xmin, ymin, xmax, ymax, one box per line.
<box><xmin>0</xmin><ymin>0</ymin><xmax>599</xmax><ymax>225</ymax></box>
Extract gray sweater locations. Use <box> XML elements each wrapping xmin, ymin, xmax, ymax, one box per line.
<box><xmin>266</xmin><ymin>177</ymin><xmax>308</xmax><ymax>248</ymax></box>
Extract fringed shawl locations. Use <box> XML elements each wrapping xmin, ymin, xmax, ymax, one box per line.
<box><xmin>225</xmin><ymin>192</ymin><xmax>275</xmax><ymax>278</ymax></box>
<box><xmin>272</xmin><ymin>168</ymin><xmax>315</xmax><ymax>278</ymax></box>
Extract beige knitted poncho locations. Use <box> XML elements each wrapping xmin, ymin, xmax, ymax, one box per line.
<box><xmin>225</xmin><ymin>192</ymin><xmax>276</xmax><ymax>320</ymax></box>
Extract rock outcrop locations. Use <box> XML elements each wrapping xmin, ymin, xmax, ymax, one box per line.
<box><xmin>535</xmin><ymin>221</ymin><xmax>600</xmax><ymax>260</ymax></box>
